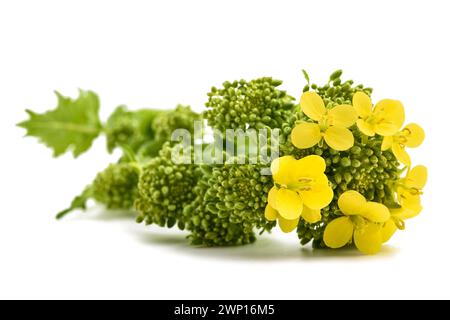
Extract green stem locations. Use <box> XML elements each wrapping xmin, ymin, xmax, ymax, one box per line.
<box><xmin>361</xmin><ymin>134</ymin><xmax>368</xmax><ymax>145</ymax></box>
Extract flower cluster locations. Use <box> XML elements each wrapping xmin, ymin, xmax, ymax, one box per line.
<box><xmin>265</xmin><ymin>71</ymin><xmax>427</xmax><ymax>254</ymax></box>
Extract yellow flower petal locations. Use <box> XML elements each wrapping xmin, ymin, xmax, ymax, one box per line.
<box><xmin>323</xmin><ymin>126</ymin><xmax>354</xmax><ymax>151</ymax></box>
<box><xmin>268</xmin><ymin>187</ymin><xmax>278</xmax><ymax>210</ymax></box>
<box><xmin>392</xmin><ymin>143</ymin><xmax>411</xmax><ymax>166</ymax></box>
<box><xmin>353</xmin><ymin>91</ymin><xmax>372</xmax><ymax>118</ymax></box>
<box><xmin>381</xmin><ymin>219</ymin><xmax>397</xmax><ymax>243</ymax></box>
<box><xmin>291</xmin><ymin>122</ymin><xmax>322</xmax><ymax>149</ymax></box>
<box><xmin>392</xmin><ymin>207</ymin><xmax>420</xmax><ymax>220</ymax></box>
<box><xmin>328</xmin><ymin>104</ymin><xmax>358</xmax><ymax>128</ymax></box>
<box><xmin>271</xmin><ymin>156</ymin><xmax>298</xmax><ymax>186</ymax></box>
<box><xmin>399</xmin><ymin>191</ymin><xmax>422</xmax><ymax>215</ymax></box>
<box><xmin>301</xmin><ymin>206</ymin><xmax>322</xmax><ymax>224</ymax></box>
<box><xmin>264</xmin><ymin>204</ymin><xmax>278</xmax><ymax>221</ymax></box>
<box><xmin>405</xmin><ymin>165</ymin><xmax>427</xmax><ymax>189</ymax></box>
<box><xmin>301</xmin><ymin>176</ymin><xmax>334</xmax><ymax>210</ymax></box>
<box><xmin>275</xmin><ymin>188</ymin><xmax>303</xmax><ymax>220</ymax></box>
<box><xmin>278</xmin><ymin>216</ymin><xmax>300</xmax><ymax>233</ymax></box>
<box><xmin>403</xmin><ymin>123</ymin><xmax>425</xmax><ymax>148</ymax></box>
<box><xmin>300</xmin><ymin>91</ymin><xmax>326</xmax><ymax>121</ymax></box>
<box><xmin>381</xmin><ymin>136</ymin><xmax>393</xmax><ymax>151</ymax></box>
<box><xmin>338</xmin><ymin>190</ymin><xmax>367</xmax><ymax>216</ymax></box>
<box><xmin>356</xmin><ymin>119</ymin><xmax>376</xmax><ymax>136</ymax></box>
<box><xmin>373</xmin><ymin>99</ymin><xmax>405</xmax><ymax>136</ymax></box>
<box><xmin>323</xmin><ymin>217</ymin><xmax>354</xmax><ymax>249</ymax></box>
<box><xmin>295</xmin><ymin>155</ymin><xmax>326</xmax><ymax>177</ymax></box>
<box><xmin>354</xmin><ymin>223</ymin><xmax>382</xmax><ymax>255</ymax></box>
<box><xmin>361</xmin><ymin>201</ymin><xmax>390</xmax><ymax>223</ymax></box>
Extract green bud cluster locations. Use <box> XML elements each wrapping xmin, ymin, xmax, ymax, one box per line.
<box><xmin>105</xmin><ymin>105</ymin><xmax>200</xmax><ymax>158</ymax></box>
<box><xmin>92</xmin><ymin>162</ymin><xmax>141</xmax><ymax>210</ymax></box>
<box><xmin>152</xmin><ymin>105</ymin><xmax>201</xmax><ymax>143</ymax></box>
<box><xmin>135</xmin><ymin>143</ymin><xmax>202</xmax><ymax>229</ymax></box>
<box><xmin>105</xmin><ymin>106</ymin><xmax>163</xmax><ymax>154</ymax></box>
<box><xmin>302</xmin><ymin>69</ymin><xmax>373</xmax><ymax>107</ymax></box>
<box><xmin>200</xmin><ymin>161</ymin><xmax>276</xmax><ymax>234</ymax></box>
<box><xmin>204</xmin><ymin>77</ymin><xmax>295</xmax><ymax>131</ymax></box>
<box><xmin>137</xmin><ymin>105</ymin><xmax>201</xmax><ymax>158</ymax></box>
<box><xmin>56</xmin><ymin>161</ymin><xmax>141</xmax><ymax>219</ymax></box>
<box><xmin>183</xmin><ymin>171</ymin><xmax>257</xmax><ymax>246</ymax></box>
<box><xmin>281</xmin><ymin>71</ymin><xmax>402</xmax><ymax>248</ymax></box>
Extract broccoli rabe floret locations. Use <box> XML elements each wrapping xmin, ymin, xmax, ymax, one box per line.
<box><xmin>91</xmin><ymin>162</ymin><xmax>141</xmax><ymax>210</ymax></box>
<box><xmin>56</xmin><ymin>162</ymin><xmax>141</xmax><ymax>219</ymax></box>
<box><xmin>135</xmin><ymin>143</ymin><xmax>201</xmax><ymax>229</ymax></box>
<box><xmin>183</xmin><ymin>172</ymin><xmax>257</xmax><ymax>246</ymax></box>
<box><xmin>201</xmin><ymin>161</ymin><xmax>275</xmax><ymax>234</ymax></box>
<box><xmin>105</xmin><ymin>106</ymin><xmax>163</xmax><ymax>154</ymax></box>
<box><xmin>135</xmin><ymin>144</ymin><xmax>259</xmax><ymax>246</ymax></box>
<box><xmin>152</xmin><ymin>105</ymin><xmax>201</xmax><ymax>143</ymax></box>
<box><xmin>204</xmin><ymin>77</ymin><xmax>295</xmax><ymax>131</ymax></box>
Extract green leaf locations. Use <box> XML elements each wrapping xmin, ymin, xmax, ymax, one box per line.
<box><xmin>56</xmin><ymin>186</ymin><xmax>93</xmax><ymax>220</ymax></box>
<box><xmin>18</xmin><ymin>90</ymin><xmax>102</xmax><ymax>157</ymax></box>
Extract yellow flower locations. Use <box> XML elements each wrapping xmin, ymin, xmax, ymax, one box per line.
<box><xmin>381</xmin><ymin>165</ymin><xmax>427</xmax><ymax>242</ymax></box>
<box><xmin>323</xmin><ymin>190</ymin><xmax>390</xmax><ymax>254</ymax></box>
<box><xmin>380</xmin><ymin>207</ymin><xmax>416</xmax><ymax>243</ymax></box>
<box><xmin>397</xmin><ymin>165</ymin><xmax>427</xmax><ymax>218</ymax></box>
<box><xmin>353</xmin><ymin>91</ymin><xmax>405</xmax><ymax>137</ymax></box>
<box><xmin>291</xmin><ymin>91</ymin><xmax>357</xmax><ymax>151</ymax></box>
<box><xmin>381</xmin><ymin>123</ymin><xmax>425</xmax><ymax>167</ymax></box>
<box><xmin>264</xmin><ymin>155</ymin><xmax>333</xmax><ymax>233</ymax></box>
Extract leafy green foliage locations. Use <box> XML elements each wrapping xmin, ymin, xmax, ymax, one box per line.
<box><xmin>19</xmin><ymin>91</ymin><xmax>203</xmax><ymax>220</ymax></box>
<box><xmin>18</xmin><ymin>90</ymin><xmax>102</xmax><ymax>157</ymax></box>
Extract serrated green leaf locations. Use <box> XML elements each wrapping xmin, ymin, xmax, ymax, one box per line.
<box><xmin>18</xmin><ymin>90</ymin><xmax>102</xmax><ymax>157</ymax></box>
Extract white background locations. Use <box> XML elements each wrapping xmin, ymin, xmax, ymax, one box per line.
<box><xmin>0</xmin><ymin>0</ymin><xmax>449</xmax><ymax>299</ymax></box>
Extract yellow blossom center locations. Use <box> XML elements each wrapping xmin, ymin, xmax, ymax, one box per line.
<box><xmin>398</xmin><ymin>184</ymin><xmax>423</xmax><ymax>196</ymax></box>
<box><xmin>393</xmin><ymin>127</ymin><xmax>412</xmax><ymax>145</ymax></box>
<box><xmin>284</xmin><ymin>177</ymin><xmax>314</xmax><ymax>191</ymax></box>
